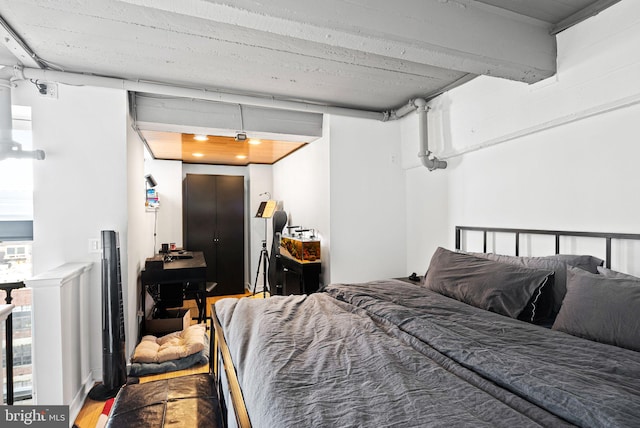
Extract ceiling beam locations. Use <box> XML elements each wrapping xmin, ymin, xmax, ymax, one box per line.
<box><xmin>121</xmin><ymin>0</ymin><xmax>557</xmax><ymax>83</ymax></box>
<box><xmin>134</xmin><ymin>94</ymin><xmax>323</xmax><ymax>142</ymax></box>
<box><xmin>550</xmin><ymin>0</ymin><xmax>623</xmax><ymax>35</ymax></box>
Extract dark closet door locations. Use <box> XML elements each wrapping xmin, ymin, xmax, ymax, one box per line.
<box><xmin>183</xmin><ymin>174</ymin><xmax>218</xmax><ymax>283</ymax></box>
<box><xmin>183</xmin><ymin>174</ymin><xmax>245</xmax><ymax>296</ymax></box>
<box><xmin>214</xmin><ymin>175</ymin><xmax>245</xmax><ymax>294</ymax></box>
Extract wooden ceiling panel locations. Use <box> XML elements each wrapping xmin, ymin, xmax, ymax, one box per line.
<box><xmin>142</xmin><ymin>131</ymin><xmax>307</xmax><ymax>165</ymax></box>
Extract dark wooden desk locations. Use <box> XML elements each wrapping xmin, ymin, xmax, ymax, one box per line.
<box><xmin>140</xmin><ymin>252</ymin><xmax>207</xmax><ymax>335</ymax></box>
<box><xmin>142</xmin><ymin>252</ymin><xmax>206</xmax><ymax>284</ymax></box>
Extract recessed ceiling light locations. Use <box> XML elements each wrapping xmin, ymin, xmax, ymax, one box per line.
<box><xmin>236</xmin><ymin>154</ymin><xmax>247</xmax><ymax>159</ymax></box>
<box><xmin>248</xmin><ymin>139</ymin><xmax>261</xmax><ymax>145</ymax></box>
<box><xmin>193</xmin><ymin>152</ymin><xmax>204</xmax><ymax>157</ymax></box>
<box><xmin>194</xmin><ymin>135</ymin><xmax>208</xmax><ymax>141</ymax></box>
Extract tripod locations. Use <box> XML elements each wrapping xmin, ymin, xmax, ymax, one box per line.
<box><xmin>252</xmin><ymin>239</ymin><xmax>270</xmax><ymax>297</ymax></box>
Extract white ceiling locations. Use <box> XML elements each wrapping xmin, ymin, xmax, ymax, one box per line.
<box><xmin>0</xmin><ymin>0</ymin><xmax>621</xmax><ymax>114</ymax></box>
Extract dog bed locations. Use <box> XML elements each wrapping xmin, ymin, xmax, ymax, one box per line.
<box><xmin>133</xmin><ymin>324</ymin><xmax>206</xmax><ymax>363</ymax></box>
<box><xmin>129</xmin><ymin>324</ymin><xmax>209</xmax><ymax>376</ymax></box>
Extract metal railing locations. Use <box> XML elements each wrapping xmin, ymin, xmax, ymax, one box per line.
<box><xmin>1</xmin><ymin>281</ymin><xmax>25</xmax><ymax>405</ymax></box>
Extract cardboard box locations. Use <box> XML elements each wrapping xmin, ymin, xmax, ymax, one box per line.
<box><xmin>145</xmin><ymin>308</ymin><xmax>191</xmax><ymax>336</ymax></box>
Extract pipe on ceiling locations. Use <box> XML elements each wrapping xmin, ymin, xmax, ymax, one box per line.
<box><xmin>13</xmin><ymin>66</ymin><xmax>386</xmax><ymax>121</ymax></box>
<box><xmin>390</xmin><ymin>98</ymin><xmax>446</xmax><ymax>171</ymax></box>
<box><xmin>9</xmin><ymin>67</ymin><xmax>446</xmax><ymax>169</ymax></box>
<box><xmin>0</xmin><ymin>77</ymin><xmax>45</xmax><ymax>160</ymax></box>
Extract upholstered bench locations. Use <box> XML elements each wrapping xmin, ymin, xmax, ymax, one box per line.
<box><xmin>106</xmin><ymin>373</ymin><xmax>221</xmax><ymax>427</ymax></box>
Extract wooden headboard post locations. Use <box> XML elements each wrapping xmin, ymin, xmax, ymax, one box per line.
<box><xmin>455</xmin><ymin>226</ymin><xmax>640</xmax><ymax>270</ymax></box>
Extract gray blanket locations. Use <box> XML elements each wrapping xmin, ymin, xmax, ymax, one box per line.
<box><xmin>215</xmin><ymin>280</ymin><xmax>640</xmax><ymax>427</ymax></box>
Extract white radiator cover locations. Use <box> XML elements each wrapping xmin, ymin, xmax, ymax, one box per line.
<box><xmin>26</xmin><ymin>262</ymin><xmax>93</xmax><ymax>426</ymax></box>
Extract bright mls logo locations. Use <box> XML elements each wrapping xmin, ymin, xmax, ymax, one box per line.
<box><xmin>1</xmin><ymin>406</ymin><xmax>68</xmax><ymax>427</ymax></box>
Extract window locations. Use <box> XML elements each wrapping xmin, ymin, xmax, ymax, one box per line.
<box><xmin>0</xmin><ymin>105</ymin><xmax>34</xmax><ymax>402</ymax></box>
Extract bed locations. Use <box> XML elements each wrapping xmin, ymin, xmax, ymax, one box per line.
<box><xmin>211</xmin><ymin>227</ymin><xmax>640</xmax><ymax>428</ymax></box>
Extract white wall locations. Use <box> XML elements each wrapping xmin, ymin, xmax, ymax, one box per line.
<box><xmin>126</xmin><ymin>111</ymin><xmax>147</xmax><ymax>358</ymax></box>
<box><xmin>403</xmin><ymin>0</ymin><xmax>640</xmax><ymax>276</ymax></box>
<box><xmin>143</xmin><ymin>157</ymin><xmax>184</xmax><ymax>254</ymax></box>
<box><xmin>248</xmin><ymin>164</ymin><xmax>273</xmax><ymax>292</ymax></box>
<box><xmin>14</xmin><ymin>82</ymin><xmax>130</xmax><ymax>383</ymax></box>
<box><xmin>329</xmin><ymin>115</ymin><xmax>406</xmax><ymax>283</ymax></box>
<box><xmin>399</xmin><ymin>113</ymin><xmax>451</xmax><ymax>275</ymax></box>
<box><xmin>273</xmin><ymin>116</ymin><xmax>331</xmax><ymax>285</ymax></box>
<box><xmin>273</xmin><ymin>113</ymin><xmax>408</xmax><ymax>285</ymax></box>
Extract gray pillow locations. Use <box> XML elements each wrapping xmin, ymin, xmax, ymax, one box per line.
<box><xmin>424</xmin><ymin>247</ymin><xmax>554</xmax><ymax>319</ymax></box>
<box><xmin>552</xmin><ymin>266</ymin><xmax>640</xmax><ymax>352</ymax></box>
<box><xmin>597</xmin><ymin>266</ymin><xmax>640</xmax><ymax>280</ymax></box>
<box><xmin>469</xmin><ymin>252</ymin><xmax>603</xmax><ymax>316</ymax></box>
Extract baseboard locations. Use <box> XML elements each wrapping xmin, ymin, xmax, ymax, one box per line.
<box><xmin>69</xmin><ymin>372</ymin><xmax>94</xmax><ymax>427</ymax></box>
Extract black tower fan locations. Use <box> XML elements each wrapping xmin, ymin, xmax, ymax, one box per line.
<box><xmin>88</xmin><ymin>230</ymin><xmax>127</xmax><ymax>400</ymax></box>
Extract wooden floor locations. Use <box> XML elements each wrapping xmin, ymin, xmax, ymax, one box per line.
<box><xmin>73</xmin><ymin>291</ymin><xmax>258</xmax><ymax>428</ymax></box>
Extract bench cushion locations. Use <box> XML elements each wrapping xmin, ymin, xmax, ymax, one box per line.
<box><xmin>106</xmin><ymin>374</ymin><xmax>221</xmax><ymax>427</ymax></box>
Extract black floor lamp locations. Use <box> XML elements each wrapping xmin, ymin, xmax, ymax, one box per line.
<box><xmin>252</xmin><ymin>194</ymin><xmax>276</xmax><ymax>297</ymax></box>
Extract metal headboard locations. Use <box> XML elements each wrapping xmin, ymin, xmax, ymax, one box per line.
<box><xmin>455</xmin><ymin>226</ymin><xmax>640</xmax><ymax>269</ymax></box>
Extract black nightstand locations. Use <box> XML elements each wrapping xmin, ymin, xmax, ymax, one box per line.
<box><xmin>280</xmin><ymin>255</ymin><xmax>321</xmax><ymax>295</ymax></box>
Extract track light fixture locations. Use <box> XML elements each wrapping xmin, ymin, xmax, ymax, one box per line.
<box><xmin>145</xmin><ymin>174</ymin><xmax>158</xmax><ymax>188</ymax></box>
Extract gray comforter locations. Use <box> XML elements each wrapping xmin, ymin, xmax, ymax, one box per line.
<box><xmin>214</xmin><ymin>280</ymin><xmax>640</xmax><ymax>428</ymax></box>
